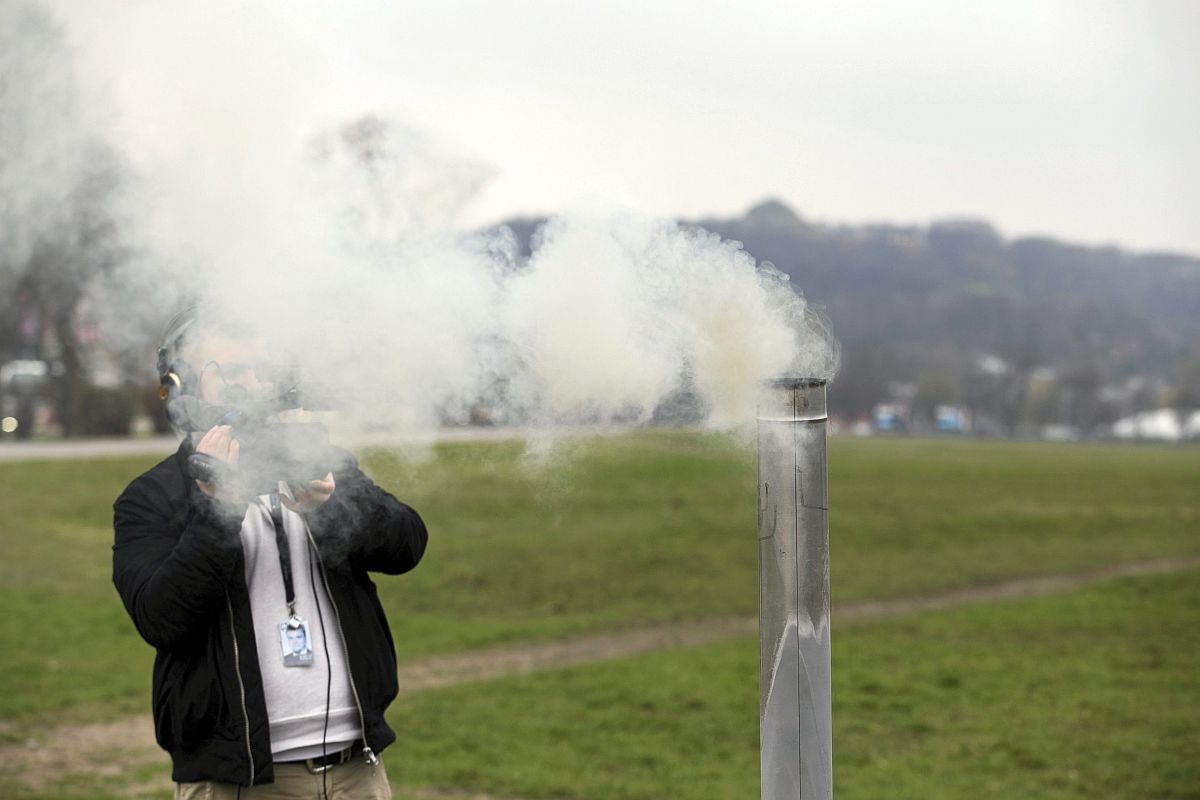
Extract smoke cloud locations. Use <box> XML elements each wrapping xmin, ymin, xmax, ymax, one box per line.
<box><xmin>98</xmin><ymin>112</ymin><xmax>840</xmax><ymax>448</ymax></box>
<box><xmin>7</xmin><ymin>0</ymin><xmax>838</xmax><ymax>449</ymax></box>
<box><xmin>103</xmin><ymin>114</ymin><xmax>835</xmax><ymax>441</ymax></box>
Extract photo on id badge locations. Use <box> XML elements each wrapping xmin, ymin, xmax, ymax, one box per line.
<box><xmin>280</xmin><ymin>619</ymin><xmax>314</xmax><ymax>667</ymax></box>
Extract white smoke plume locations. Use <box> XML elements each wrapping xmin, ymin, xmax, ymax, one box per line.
<box><xmin>6</xmin><ymin>0</ymin><xmax>837</xmax><ymax>448</ymax></box>
<box><xmin>102</xmin><ymin>113</ymin><xmax>839</xmax><ymax>447</ymax></box>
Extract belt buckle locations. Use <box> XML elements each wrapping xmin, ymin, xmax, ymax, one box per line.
<box><xmin>303</xmin><ymin>746</ymin><xmax>351</xmax><ymax>774</ymax></box>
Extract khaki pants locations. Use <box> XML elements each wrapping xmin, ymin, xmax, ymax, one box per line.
<box><xmin>175</xmin><ymin>759</ymin><xmax>392</xmax><ymax>799</ymax></box>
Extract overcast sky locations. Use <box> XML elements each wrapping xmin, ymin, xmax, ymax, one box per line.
<box><xmin>48</xmin><ymin>0</ymin><xmax>1200</xmax><ymax>255</ymax></box>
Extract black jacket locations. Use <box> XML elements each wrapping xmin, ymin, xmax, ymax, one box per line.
<box><xmin>112</xmin><ymin>441</ymin><xmax>428</xmax><ymax>785</ymax></box>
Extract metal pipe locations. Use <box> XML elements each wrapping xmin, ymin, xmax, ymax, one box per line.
<box><xmin>757</xmin><ymin>378</ymin><xmax>831</xmax><ymax>800</ymax></box>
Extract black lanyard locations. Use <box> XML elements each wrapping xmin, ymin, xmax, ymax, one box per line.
<box><xmin>266</xmin><ymin>493</ymin><xmax>297</xmax><ymax>618</ymax></box>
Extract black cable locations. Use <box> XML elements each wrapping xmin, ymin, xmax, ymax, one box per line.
<box><xmin>308</xmin><ymin>526</ymin><xmax>333</xmax><ymax>800</ymax></box>
<box><xmin>267</xmin><ymin>496</ymin><xmax>297</xmax><ymax>615</ymax></box>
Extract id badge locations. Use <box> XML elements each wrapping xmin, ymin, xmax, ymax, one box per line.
<box><xmin>279</xmin><ymin>618</ymin><xmax>314</xmax><ymax>667</ymax></box>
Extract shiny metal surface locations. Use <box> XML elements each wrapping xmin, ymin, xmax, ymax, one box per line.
<box><xmin>757</xmin><ymin>378</ymin><xmax>831</xmax><ymax>800</ymax></box>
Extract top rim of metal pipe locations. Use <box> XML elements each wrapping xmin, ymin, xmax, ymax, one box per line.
<box><xmin>768</xmin><ymin>377</ymin><xmax>828</xmax><ymax>389</ymax></box>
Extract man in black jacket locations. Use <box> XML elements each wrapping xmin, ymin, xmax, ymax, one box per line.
<box><xmin>113</xmin><ymin>318</ymin><xmax>427</xmax><ymax>798</ymax></box>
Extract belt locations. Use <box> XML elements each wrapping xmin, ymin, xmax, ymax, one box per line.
<box><xmin>282</xmin><ymin>741</ymin><xmax>366</xmax><ymax>774</ymax></box>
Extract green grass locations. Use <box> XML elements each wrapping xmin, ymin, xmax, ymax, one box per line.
<box><xmin>375</xmin><ymin>434</ymin><xmax>1200</xmax><ymax>657</ymax></box>
<box><xmin>1</xmin><ymin>433</ymin><xmax>1197</xmax><ymax>798</ymax></box>
<box><xmin>10</xmin><ymin>762</ymin><xmax>168</xmax><ymax>800</ymax></box>
<box><xmin>385</xmin><ymin>572</ymin><xmax>1200</xmax><ymax>800</ymax></box>
<box><xmin>0</xmin><ymin>434</ymin><xmax>1197</xmax><ymax>723</ymax></box>
<box><xmin>833</xmin><ymin>572</ymin><xmax>1200</xmax><ymax>800</ymax></box>
<box><xmin>828</xmin><ymin>437</ymin><xmax>1200</xmax><ymax>599</ymax></box>
<box><xmin>0</xmin><ymin>458</ymin><xmax>159</xmax><ymax>722</ymax></box>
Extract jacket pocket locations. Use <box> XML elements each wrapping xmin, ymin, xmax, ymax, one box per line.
<box><xmin>153</xmin><ymin>646</ymin><xmax>225</xmax><ymax>750</ymax></box>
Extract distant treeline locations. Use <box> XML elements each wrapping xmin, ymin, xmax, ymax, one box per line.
<box><xmin>497</xmin><ymin>200</ymin><xmax>1200</xmax><ymax>432</ymax></box>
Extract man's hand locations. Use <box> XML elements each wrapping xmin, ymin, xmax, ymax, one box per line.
<box><xmin>193</xmin><ymin>425</ymin><xmax>239</xmax><ymax>499</ymax></box>
<box><xmin>282</xmin><ymin>473</ymin><xmax>336</xmax><ymax>514</ymax></box>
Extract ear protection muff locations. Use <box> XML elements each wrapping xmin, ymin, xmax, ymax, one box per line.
<box><xmin>154</xmin><ymin>309</ymin><xmax>206</xmax><ymax>431</ymax></box>
<box><xmin>156</xmin><ymin>346</ymin><xmax>199</xmax><ymax>401</ymax></box>
<box><xmin>156</xmin><ymin>309</ymin><xmax>201</xmax><ymax>427</ymax></box>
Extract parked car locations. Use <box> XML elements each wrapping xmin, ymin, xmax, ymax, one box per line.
<box><xmin>0</xmin><ymin>359</ymin><xmax>50</xmax><ymax>439</ymax></box>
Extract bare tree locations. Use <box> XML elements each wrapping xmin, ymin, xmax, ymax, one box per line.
<box><xmin>307</xmin><ymin>113</ymin><xmax>494</xmax><ymax>245</ymax></box>
<box><xmin>0</xmin><ymin>0</ymin><xmax>129</xmax><ymax>434</ymax></box>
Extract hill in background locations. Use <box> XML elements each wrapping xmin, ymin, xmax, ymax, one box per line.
<box><xmin>495</xmin><ymin>200</ymin><xmax>1200</xmax><ymax>435</ymax></box>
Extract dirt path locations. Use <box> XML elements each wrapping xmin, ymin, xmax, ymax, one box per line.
<box><xmin>392</xmin><ymin>554</ymin><xmax>1200</xmax><ymax>689</ymax></box>
<box><xmin>6</xmin><ymin>555</ymin><xmax>1197</xmax><ymax>795</ymax></box>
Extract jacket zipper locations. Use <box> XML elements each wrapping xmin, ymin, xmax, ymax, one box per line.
<box><xmin>306</xmin><ymin>527</ymin><xmax>379</xmax><ymax>765</ymax></box>
<box><xmin>226</xmin><ymin>591</ymin><xmax>257</xmax><ymax>785</ymax></box>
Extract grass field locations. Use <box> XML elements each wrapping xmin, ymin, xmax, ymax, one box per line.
<box><xmin>382</xmin><ymin>573</ymin><xmax>1200</xmax><ymax>800</ymax></box>
<box><xmin>1</xmin><ymin>432</ymin><xmax>1197</xmax><ymax>798</ymax></box>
